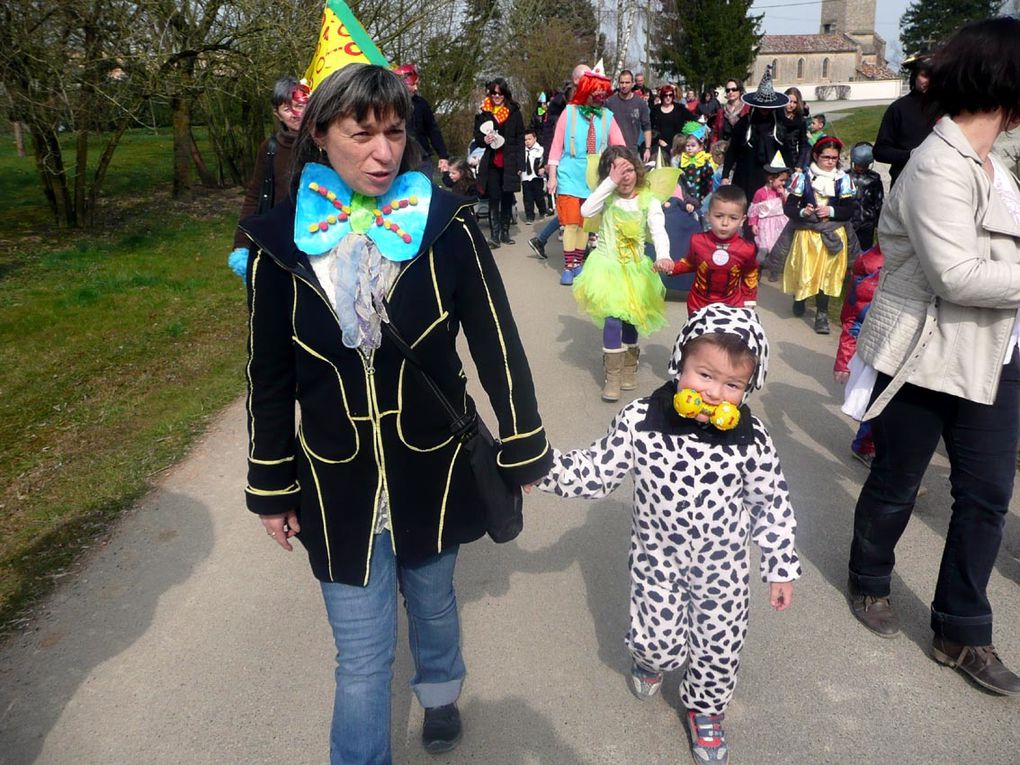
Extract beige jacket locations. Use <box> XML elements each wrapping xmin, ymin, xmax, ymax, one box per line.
<box><xmin>857</xmin><ymin>116</ymin><xmax>1020</xmax><ymax>419</ymax></box>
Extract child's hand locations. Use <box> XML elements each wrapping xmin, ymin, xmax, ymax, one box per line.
<box><xmin>654</xmin><ymin>258</ymin><xmax>674</xmax><ymax>274</ymax></box>
<box><xmin>522</xmin><ymin>482</ymin><xmax>536</xmax><ymax>494</ymax></box>
<box><xmin>684</xmin><ymin>203</ymin><xmax>695</xmax><ymax>213</ymax></box>
<box><xmin>770</xmin><ymin>582</ymin><xmax>794</xmax><ymax>611</ymax></box>
<box><xmin>608</xmin><ymin>157</ymin><xmax>630</xmax><ymax>185</ymax></box>
<box><xmin>834</xmin><ymin>370</ymin><xmax>850</xmax><ymax>385</ymax></box>
<box><xmin>751</xmin><ymin>224</ymin><xmax>759</xmax><ymax>236</ymax></box>
<box><xmin>817</xmin><ymin>205</ymin><xmax>831</xmax><ymax>220</ymax></box>
<box><xmin>802</xmin><ymin>204</ymin><xmax>815</xmax><ymax>218</ymax></box>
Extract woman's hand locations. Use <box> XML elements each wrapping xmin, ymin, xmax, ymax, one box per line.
<box><xmin>834</xmin><ymin>370</ymin><xmax>850</xmax><ymax>385</ymax></box>
<box><xmin>261</xmin><ymin>511</ymin><xmax>301</xmax><ymax>551</ymax></box>
<box><xmin>655</xmin><ymin>258</ymin><xmax>675</xmax><ymax>274</ymax></box>
<box><xmin>770</xmin><ymin>582</ymin><xmax>794</xmax><ymax>611</ymax></box>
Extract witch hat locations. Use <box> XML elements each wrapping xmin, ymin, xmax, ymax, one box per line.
<box><xmin>742</xmin><ymin>65</ymin><xmax>789</xmax><ymax>109</ymax></box>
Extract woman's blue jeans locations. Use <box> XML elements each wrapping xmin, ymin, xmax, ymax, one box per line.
<box><xmin>320</xmin><ymin>535</ymin><xmax>465</xmax><ymax>765</ymax></box>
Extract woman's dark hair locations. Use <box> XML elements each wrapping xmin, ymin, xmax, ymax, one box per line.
<box><xmin>486</xmin><ymin>77</ymin><xmax>517</xmax><ymax>108</ymax></box>
<box><xmin>784</xmin><ymin>87</ymin><xmax>804</xmax><ymax>118</ymax></box>
<box><xmin>596</xmin><ymin>145</ymin><xmax>647</xmax><ymax>188</ymax></box>
<box><xmin>271</xmin><ymin>76</ymin><xmax>301</xmax><ymax>108</ymax></box>
<box><xmin>924</xmin><ymin>16</ymin><xmax>1020</xmax><ymax>128</ymax></box>
<box><xmin>291</xmin><ymin>64</ymin><xmax>420</xmax><ymax>196</ymax></box>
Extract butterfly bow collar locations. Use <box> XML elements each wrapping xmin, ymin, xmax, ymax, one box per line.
<box><xmin>294</xmin><ymin>163</ymin><xmax>432</xmax><ymax>261</ymax></box>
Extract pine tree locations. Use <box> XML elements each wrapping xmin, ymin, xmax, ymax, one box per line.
<box><xmin>900</xmin><ymin>0</ymin><xmax>1002</xmax><ymax>58</ymax></box>
<box><xmin>652</xmin><ymin>0</ymin><xmax>763</xmax><ymax>91</ymax></box>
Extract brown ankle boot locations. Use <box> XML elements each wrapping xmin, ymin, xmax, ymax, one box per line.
<box><xmin>621</xmin><ymin>345</ymin><xmax>640</xmax><ymax>391</ymax></box>
<box><xmin>602</xmin><ymin>351</ymin><xmax>624</xmax><ymax>402</ymax></box>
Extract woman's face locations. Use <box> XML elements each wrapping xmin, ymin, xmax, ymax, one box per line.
<box><xmin>660</xmin><ymin>90</ymin><xmax>674</xmax><ymax>108</ymax></box>
<box><xmin>274</xmin><ymin>100</ymin><xmax>304</xmax><ymax>133</ymax></box>
<box><xmin>489</xmin><ymin>84</ymin><xmax>506</xmax><ymax>106</ymax></box>
<box><xmin>725</xmin><ymin>82</ymin><xmax>741</xmax><ymax>103</ymax></box>
<box><xmin>316</xmin><ymin>109</ymin><xmax>406</xmax><ymax>198</ymax></box>
<box><xmin>784</xmin><ymin>92</ymin><xmax>799</xmax><ymax>116</ymax></box>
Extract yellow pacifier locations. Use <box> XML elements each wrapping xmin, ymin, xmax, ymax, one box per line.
<box><xmin>673</xmin><ymin>388</ymin><xmax>741</xmax><ymax>431</ymax></box>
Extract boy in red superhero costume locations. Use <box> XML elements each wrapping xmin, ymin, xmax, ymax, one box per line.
<box><xmin>656</xmin><ymin>185</ymin><xmax>758</xmax><ymax>313</ymax></box>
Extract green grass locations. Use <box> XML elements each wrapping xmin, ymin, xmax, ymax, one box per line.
<box><xmin>0</xmin><ymin>129</ymin><xmax>247</xmax><ymax>634</ymax></box>
<box><xmin>826</xmin><ymin>105</ymin><xmax>886</xmax><ymax>151</ymax></box>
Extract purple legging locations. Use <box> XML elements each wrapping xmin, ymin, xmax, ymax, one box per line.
<box><xmin>603</xmin><ymin>317</ymin><xmax>638</xmax><ymax>350</ymax></box>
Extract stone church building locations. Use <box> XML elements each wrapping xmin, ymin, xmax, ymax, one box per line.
<box><xmin>747</xmin><ymin>0</ymin><xmax>901</xmax><ymax>101</ymax></box>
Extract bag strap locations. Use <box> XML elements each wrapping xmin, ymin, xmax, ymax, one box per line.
<box><xmin>256</xmin><ymin>136</ymin><xmax>278</xmax><ymax>215</ymax></box>
<box><xmin>379</xmin><ymin>318</ymin><xmax>477</xmax><ymax>440</ymax></box>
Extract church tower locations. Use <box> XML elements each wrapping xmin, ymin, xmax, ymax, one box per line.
<box><xmin>819</xmin><ymin>0</ymin><xmax>886</xmax><ymax>66</ymax></box>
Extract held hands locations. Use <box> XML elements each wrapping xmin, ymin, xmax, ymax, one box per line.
<box><xmin>654</xmin><ymin>258</ymin><xmax>675</xmax><ymax>274</ymax></box>
<box><xmin>261</xmin><ymin>511</ymin><xmax>301</xmax><ymax>551</ymax></box>
<box><xmin>438</xmin><ymin>158</ymin><xmax>449</xmax><ymax>173</ymax></box>
<box><xmin>770</xmin><ymin>581</ymin><xmax>794</xmax><ymax>611</ymax></box>
<box><xmin>834</xmin><ymin>370</ymin><xmax>850</xmax><ymax>385</ymax></box>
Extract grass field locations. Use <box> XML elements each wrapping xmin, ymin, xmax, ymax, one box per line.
<box><xmin>0</xmin><ymin>129</ymin><xmax>248</xmax><ymax>634</ymax></box>
<box><xmin>824</xmin><ymin>105</ymin><xmax>885</xmax><ymax>150</ymax></box>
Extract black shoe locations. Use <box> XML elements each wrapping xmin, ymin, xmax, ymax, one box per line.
<box><xmin>422</xmin><ymin>703</ymin><xmax>462</xmax><ymax>754</ymax></box>
<box><xmin>488</xmin><ymin>237</ymin><xmax>501</xmax><ymax>249</ymax></box>
<box><xmin>847</xmin><ymin>576</ymin><xmax>900</xmax><ymax>638</ymax></box>
<box><xmin>792</xmin><ymin>299</ymin><xmax>806</xmax><ymax>317</ymax></box>
<box><xmin>500</xmin><ymin>226</ymin><xmax>515</xmax><ymax>245</ymax></box>
<box><xmin>814</xmin><ymin>313</ymin><xmax>830</xmax><ymax>334</ymax></box>
<box><xmin>933</xmin><ymin>637</ymin><xmax>1020</xmax><ymax>695</ymax></box>
<box><xmin>529</xmin><ymin>236</ymin><xmax>547</xmax><ymax>259</ymax></box>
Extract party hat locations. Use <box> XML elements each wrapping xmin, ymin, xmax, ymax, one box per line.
<box><xmin>305</xmin><ymin>0</ymin><xmax>390</xmax><ymax>92</ymax></box>
<box><xmin>763</xmin><ymin>150</ymin><xmax>790</xmax><ymax>173</ymax></box>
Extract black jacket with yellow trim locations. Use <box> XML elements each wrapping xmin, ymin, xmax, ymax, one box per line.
<box><xmin>241</xmin><ymin>185</ymin><xmax>552</xmax><ymax>586</ymax></box>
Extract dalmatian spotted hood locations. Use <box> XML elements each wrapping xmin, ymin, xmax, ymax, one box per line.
<box><xmin>667</xmin><ymin>305</ymin><xmax>770</xmax><ymax>401</ymax></box>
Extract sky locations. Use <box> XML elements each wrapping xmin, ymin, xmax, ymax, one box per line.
<box><xmin>749</xmin><ymin>0</ymin><xmax>912</xmax><ymax>62</ymax></box>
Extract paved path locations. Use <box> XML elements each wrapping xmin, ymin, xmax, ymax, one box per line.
<box><xmin>2</xmin><ymin>233</ymin><xmax>1019</xmax><ymax>764</ymax></box>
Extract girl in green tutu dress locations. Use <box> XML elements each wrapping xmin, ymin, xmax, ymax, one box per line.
<box><xmin>575</xmin><ymin>146</ymin><xmax>670</xmax><ymax>402</ymax></box>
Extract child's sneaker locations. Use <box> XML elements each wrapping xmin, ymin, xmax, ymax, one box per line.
<box><xmin>629</xmin><ymin>661</ymin><xmax>663</xmax><ymax>699</ymax></box>
<box><xmin>686</xmin><ymin>711</ymin><xmax>728</xmax><ymax>764</ymax></box>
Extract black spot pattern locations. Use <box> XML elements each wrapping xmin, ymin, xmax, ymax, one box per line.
<box><xmin>538</xmin><ymin>400</ymin><xmax>800</xmax><ymax>716</ymax></box>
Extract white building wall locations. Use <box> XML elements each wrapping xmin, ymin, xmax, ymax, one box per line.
<box><xmin>775</xmin><ymin>78</ymin><xmax>902</xmax><ymax>101</ymax></box>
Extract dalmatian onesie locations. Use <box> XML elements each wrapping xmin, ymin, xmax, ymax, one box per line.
<box><xmin>539</xmin><ymin>306</ymin><xmax>800</xmax><ymax>715</ymax></box>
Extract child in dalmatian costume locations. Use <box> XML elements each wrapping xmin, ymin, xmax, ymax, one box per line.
<box><xmin>538</xmin><ymin>305</ymin><xmax>800</xmax><ymax>765</ymax></box>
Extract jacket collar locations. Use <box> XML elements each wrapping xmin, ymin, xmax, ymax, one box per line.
<box><xmin>240</xmin><ymin>180</ymin><xmax>470</xmax><ymax>269</ymax></box>
<box><xmin>933</xmin><ymin>116</ymin><xmax>982</xmax><ymax>166</ymax></box>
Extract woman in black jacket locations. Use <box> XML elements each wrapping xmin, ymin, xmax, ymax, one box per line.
<box><xmin>241</xmin><ymin>63</ymin><xmax>551</xmax><ymax>764</ymax></box>
<box><xmin>776</xmin><ymin>86</ymin><xmax>811</xmax><ymax>172</ymax></box>
<box><xmin>474</xmin><ymin>77</ymin><xmax>526</xmax><ymax>248</ymax></box>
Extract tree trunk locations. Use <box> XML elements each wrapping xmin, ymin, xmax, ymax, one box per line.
<box><xmin>86</xmin><ymin>113</ymin><xmax>133</xmax><ymax>225</ymax></box>
<box><xmin>31</xmin><ymin>124</ymin><xmax>74</xmax><ymax>226</ymax></box>
<box><xmin>172</xmin><ymin>94</ymin><xmax>193</xmax><ymax>200</ymax></box>
<box><xmin>188</xmin><ymin>129</ymin><xmax>218</xmax><ymax>187</ymax></box>
<box><xmin>13</xmin><ymin>121</ymin><xmax>25</xmax><ymax>157</ymax></box>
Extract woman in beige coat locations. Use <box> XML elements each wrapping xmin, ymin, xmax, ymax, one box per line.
<box><xmin>845</xmin><ymin>17</ymin><xmax>1020</xmax><ymax>696</ymax></box>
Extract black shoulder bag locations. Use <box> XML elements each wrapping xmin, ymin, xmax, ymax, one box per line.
<box><xmin>256</xmin><ymin>136</ymin><xmax>278</xmax><ymax>215</ymax></box>
<box><xmin>380</xmin><ymin>319</ymin><xmax>524</xmax><ymax>543</ymax></box>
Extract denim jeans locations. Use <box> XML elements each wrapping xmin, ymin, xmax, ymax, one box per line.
<box><xmin>536</xmin><ymin>215</ymin><xmax>559</xmax><ymax>244</ymax></box>
<box><xmin>320</xmin><ymin>535</ymin><xmax>465</xmax><ymax>765</ymax></box>
<box><xmin>849</xmin><ymin>350</ymin><xmax>1020</xmax><ymax>645</ymax></box>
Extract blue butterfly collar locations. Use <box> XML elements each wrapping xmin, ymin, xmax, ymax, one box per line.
<box><xmin>294</xmin><ymin>163</ymin><xmax>433</xmax><ymax>262</ymax></box>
